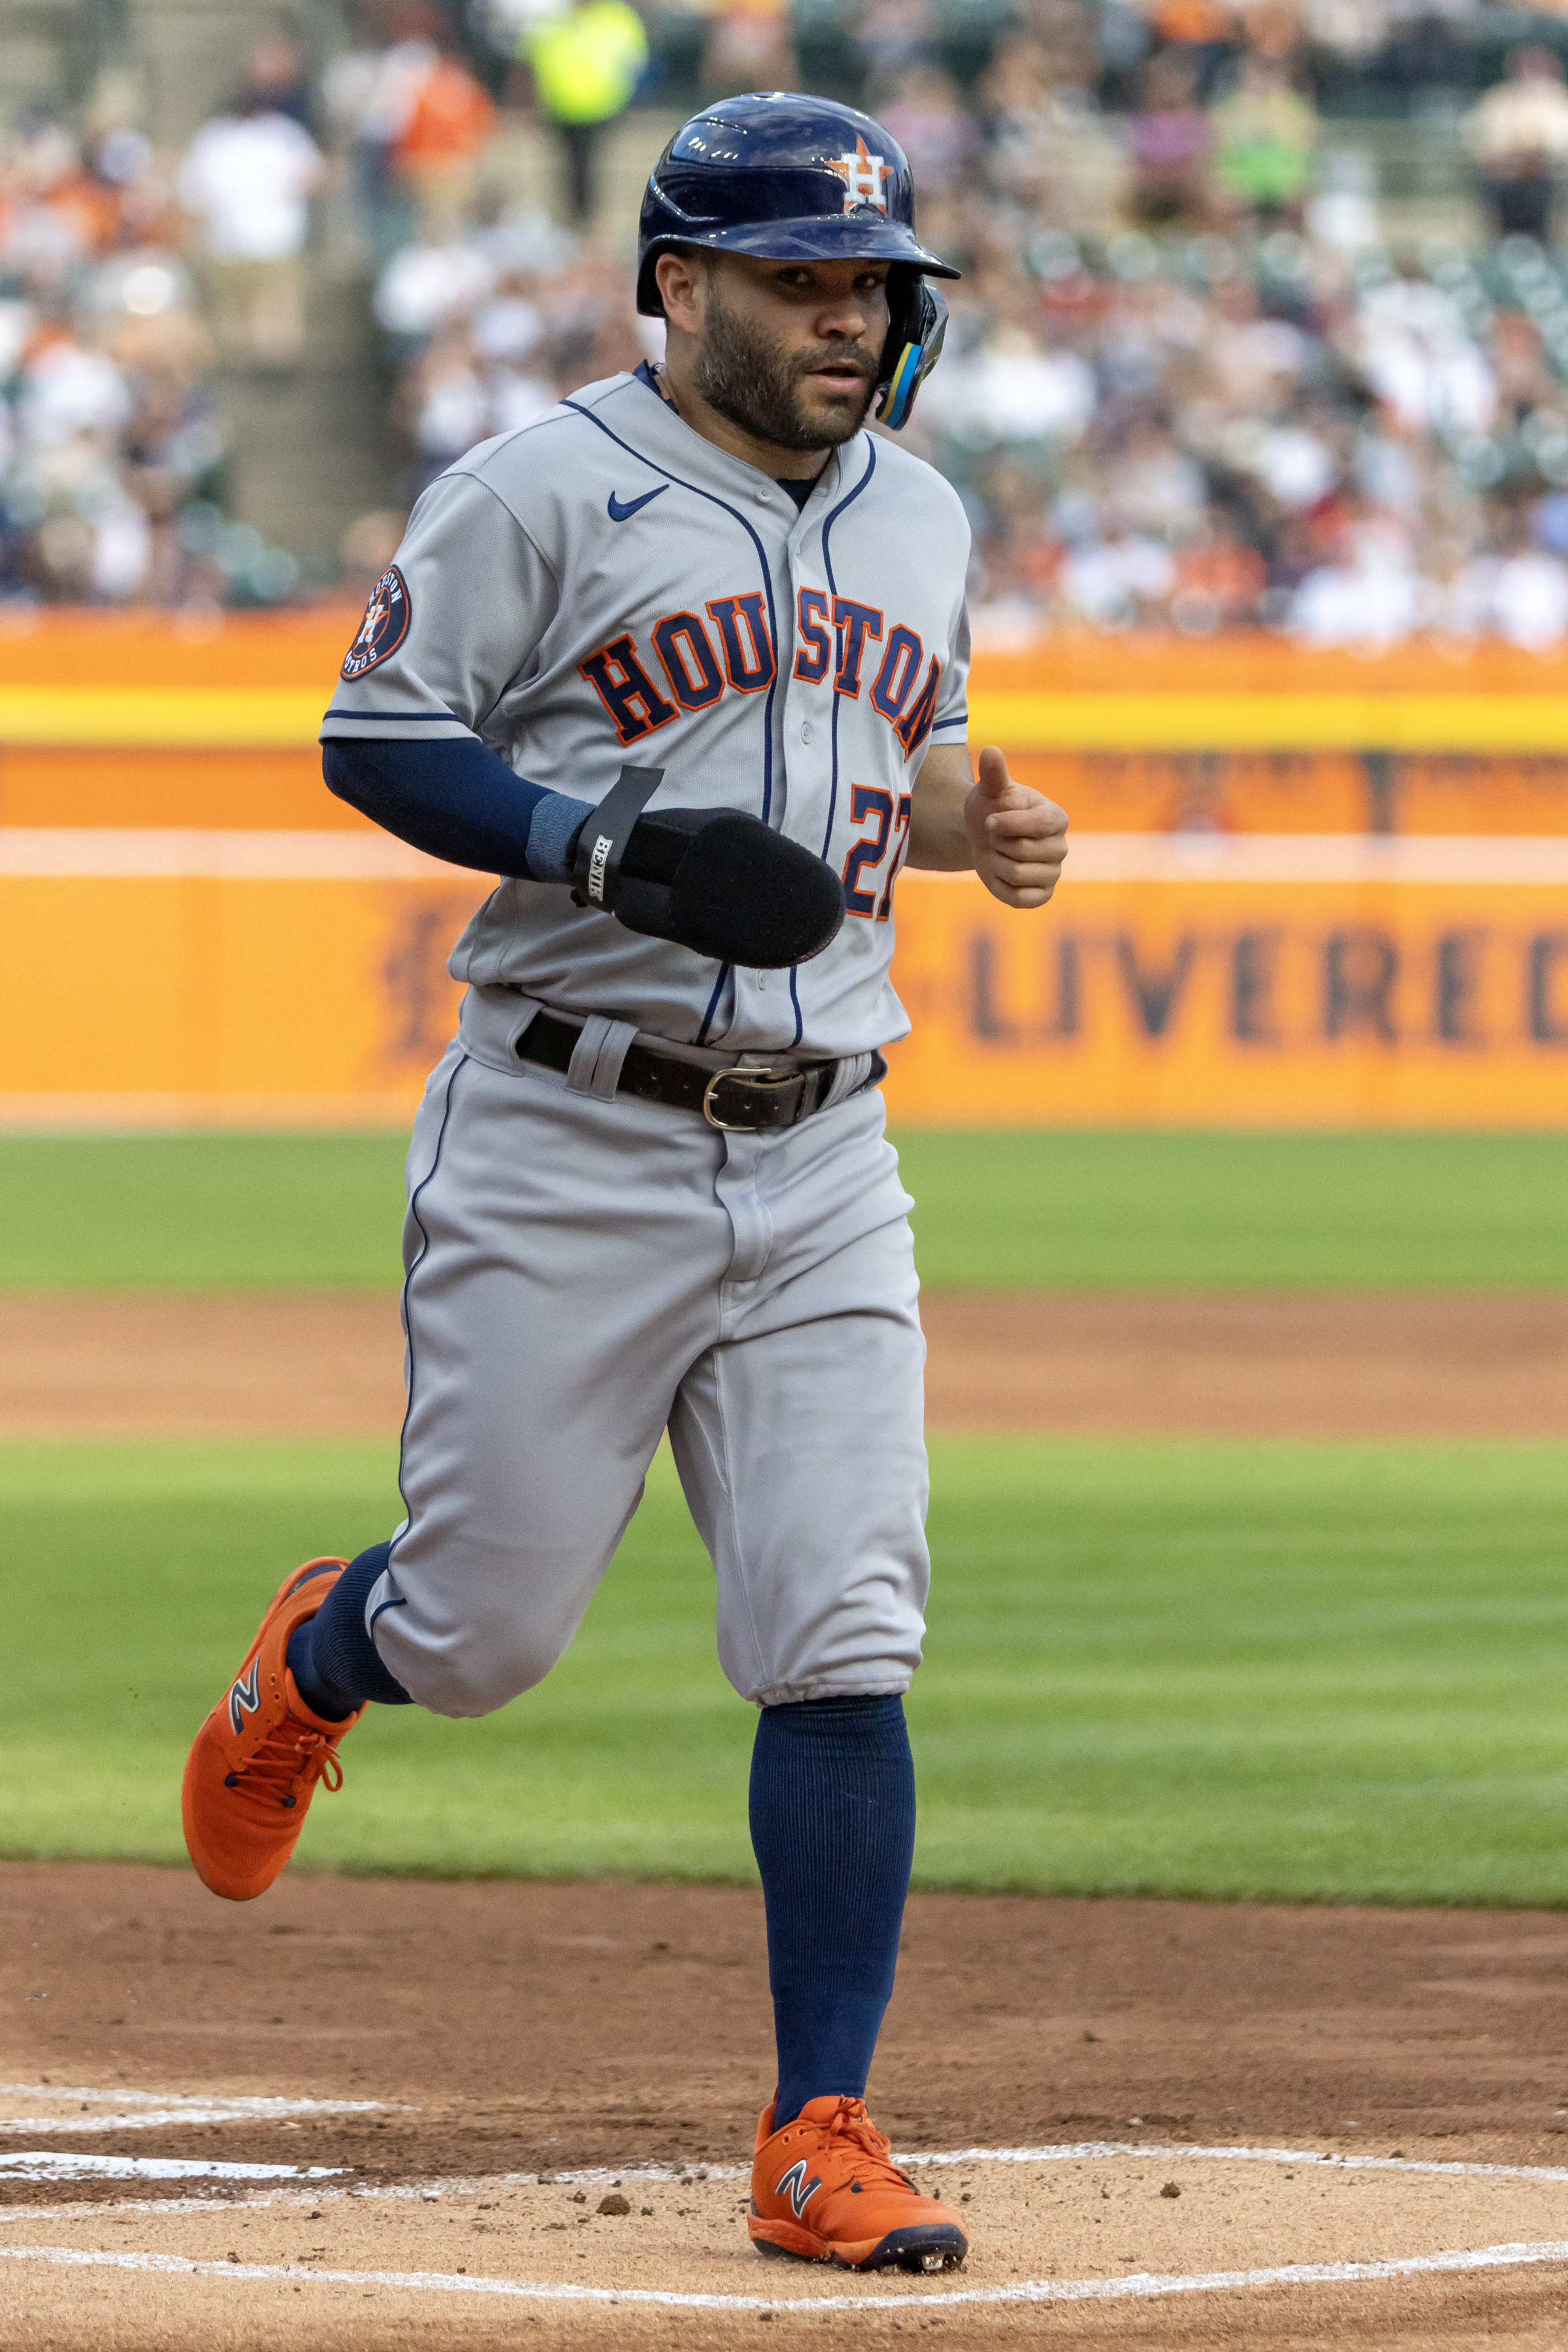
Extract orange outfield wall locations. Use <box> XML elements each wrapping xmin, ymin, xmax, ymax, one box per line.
<box><xmin>6</xmin><ymin>613</ymin><xmax>1568</xmax><ymax>832</ymax></box>
<box><xmin>889</xmin><ymin>868</ymin><xmax>1568</xmax><ymax>1128</ymax></box>
<box><xmin>0</xmin><ymin>613</ymin><xmax>1565</xmax><ymax>1127</ymax></box>
<box><xmin>0</xmin><ymin>861</ymin><xmax>1561</xmax><ymax>1129</ymax></box>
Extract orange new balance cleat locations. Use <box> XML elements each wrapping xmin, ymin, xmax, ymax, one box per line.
<box><xmin>748</xmin><ymin>2095</ymin><xmax>968</xmax><ymax>2273</ymax></box>
<box><xmin>182</xmin><ymin>1558</ymin><xmax>362</xmax><ymax>1903</ymax></box>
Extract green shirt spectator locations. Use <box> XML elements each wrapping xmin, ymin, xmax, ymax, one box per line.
<box><xmin>1210</xmin><ymin>57</ymin><xmax>1316</xmax><ymax>216</ymax></box>
<box><xmin>526</xmin><ymin>0</ymin><xmax>649</xmax><ymax>128</ymax></box>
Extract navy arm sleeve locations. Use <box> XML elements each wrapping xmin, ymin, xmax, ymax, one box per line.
<box><xmin>323</xmin><ymin>736</ymin><xmax>591</xmax><ymax>885</ymax></box>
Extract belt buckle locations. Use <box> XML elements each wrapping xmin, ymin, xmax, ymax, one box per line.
<box><xmin>702</xmin><ymin>1066</ymin><xmax>800</xmax><ymax>1132</ymax></box>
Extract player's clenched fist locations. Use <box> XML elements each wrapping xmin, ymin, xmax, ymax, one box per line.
<box><xmin>965</xmin><ymin>746</ymin><xmax>1068</xmax><ymax>909</ymax></box>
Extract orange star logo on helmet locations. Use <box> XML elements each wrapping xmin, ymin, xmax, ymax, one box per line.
<box><xmin>828</xmin><ymin>139</ymin><xmax>890</xmax><ymax>215</ymax></box>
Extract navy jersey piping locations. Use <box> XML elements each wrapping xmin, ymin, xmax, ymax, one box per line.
<box><xmin>816</xmin><ymin>440</ymin><xmax>878</xmax><ymax>861</ymax></box>
<box><xmin>560</xmin><ymin>395</ymin><xmax>781</xmax><ymax>826</ymax></box>
<box><xmin>787</xmin><ymin>964</ymin><xmax>803</xmax><ymax>1049</ymax></box>
<box><xmin>562</xmin><ymin>390</ymin><xmax>789</xmax><ymax>1047</ymax></box>
<box><xmin>321</xmin><ymin>709</ymin><xmax>467</xmax><ymax>725</ymax></box>
<box><xmin>696</xmin><ymin>963</ymin><xmax>730</xmax><ymax>1048</ymax></box>
<box><xmin>389</xmin><ymin>1051</ymin><xmax>468</xmax><ymax>1571</ymax></box>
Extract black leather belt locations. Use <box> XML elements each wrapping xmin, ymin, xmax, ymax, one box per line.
<box><xmin>515</xmin><ymin>1011</ymin><xmax>878</xmax><ymax>1132</ymax></box>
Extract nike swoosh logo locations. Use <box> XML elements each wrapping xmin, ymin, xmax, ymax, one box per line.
<box><xmin>608</xmin><ymin>485</ymin><xmax>668</xmax><ymax>523</ymax></box>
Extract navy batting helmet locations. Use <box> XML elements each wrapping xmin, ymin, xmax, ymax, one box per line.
<box><xmin>637</xmin><ymin>91</ymin><xmax>959</xmax><ymax>431</ymax></box>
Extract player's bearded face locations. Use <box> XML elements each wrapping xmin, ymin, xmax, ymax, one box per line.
<box><xmin>694</xmin><ymin>274</ymin><xmax>880</xmax><ymax>451</ymax></box>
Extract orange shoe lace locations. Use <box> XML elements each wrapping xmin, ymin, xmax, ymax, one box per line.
<box><xmin>225</xmin><ymin>1718</ymin><xmax>346</xmax><ymax>1810</ymax></box>
<box><xmin>818</xmin><ymin>2100</ymin><xmax>915</xmax><ymax>2191</ymax></box>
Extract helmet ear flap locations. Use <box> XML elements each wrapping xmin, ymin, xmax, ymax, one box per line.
<box><xmin>876</xmin><ymin>276</ymin><xmax>947</xmax><ymax>432</ymax></box>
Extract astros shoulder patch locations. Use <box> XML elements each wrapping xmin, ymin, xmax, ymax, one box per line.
<box><xmin>342</xmin><ymin>564</ymin><xmax>410</xmax><ymax>679</ymax></box>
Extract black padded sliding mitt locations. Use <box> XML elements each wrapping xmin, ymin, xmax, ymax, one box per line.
<box><xmin>571</xmin><ymin>770</ymin><xmax>844</xmax><ymax>968</ymax></box>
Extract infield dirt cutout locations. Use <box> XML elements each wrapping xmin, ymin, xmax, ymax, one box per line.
<box><xmin>3</xmin><ymin>1288</ymin><xmax>1566</xmax><ymax>1438</ymax></box>
<box><xmin>4</xmin><ymin>1866</ymin><xmax>1568</xmax><ymax>2347</ymax></box>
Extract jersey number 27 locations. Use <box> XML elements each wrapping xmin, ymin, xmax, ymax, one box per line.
<box><xmin>841</xmin><ymin>787</ymin><xmax>913</xmax><ymax>921</ymax></box>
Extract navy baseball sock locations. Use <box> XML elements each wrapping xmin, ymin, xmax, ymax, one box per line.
<box><xmin>749</xmin><ymin>1693</ymin><xmax>916</xmax><ymax>2132</ymax></box>
<box><xmin>285</xmin><ymin>1543</ymin><xmax>412</xmax><ymax>1720</ymax></box>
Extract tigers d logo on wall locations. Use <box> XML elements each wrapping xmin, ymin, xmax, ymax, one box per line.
<box><xmin>342</xmin><ymin>564</ymin><xmax>410</xmax><ymax>678</ymax></box>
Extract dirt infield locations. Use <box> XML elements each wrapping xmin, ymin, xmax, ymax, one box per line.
<box><xmin>3</xmin><ymin>1290</ymin><xmax>1566</xmax><ymax>1438</ymax></box>
<box><xmin>3</xmin><ymin>1863</ymin><xmax>1567</xmax><ymax>2347</ymax></box>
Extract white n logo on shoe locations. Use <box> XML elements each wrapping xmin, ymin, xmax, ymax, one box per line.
<box><xmin>774</xmin><ymin>2159</ymin><xmax>822</xmax><ymax>2219</ymax></box>
<box><xmin>228</xmin><ymin>1661</ymin><xmax>262</xmax><ymax>1737</ymax></box>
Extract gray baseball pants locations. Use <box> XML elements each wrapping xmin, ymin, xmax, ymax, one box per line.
<box><xmin>366</xmin><ymin>985</ymin><xmax>931</xmax><ymax>1718</ymax></box>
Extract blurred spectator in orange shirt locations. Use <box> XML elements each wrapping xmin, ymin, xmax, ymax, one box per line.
<box><xmin>0</xmin><ymin>121</ymin><xmax>129</xmax><ymax>287</ymax></box>
<box><xmin>27</xmin><ymin>137</ymin><xmax>125</xmax><ymax>257</ymax></box>
<box><xmin>391</xmin><ymin>41</ymin><xmax>497</xmax><ymax>236</ymax></box>
<box><xmin>322</xmin><ymin>6</ymin><xmax>448</xmax><ymax>265</ymax></box>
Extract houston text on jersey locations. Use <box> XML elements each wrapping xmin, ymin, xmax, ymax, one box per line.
<box><xmin>580</xmin><ymin>591</ymin><xmax>942</xmax><ymax>759</ymax></box>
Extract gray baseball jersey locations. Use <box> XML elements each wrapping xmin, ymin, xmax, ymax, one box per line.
<box><xmin>320</xmin><ymin>364</ymin><xmax>972</xmax><ymax>1058</ymax></box>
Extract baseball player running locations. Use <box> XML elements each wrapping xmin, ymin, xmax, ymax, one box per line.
<box><xmin>184</xmin><ymin>91</ymin><xmax>1067</xmax><ymax>2276</ymax></box>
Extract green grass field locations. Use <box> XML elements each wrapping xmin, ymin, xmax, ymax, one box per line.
<box><xmin>5</xmin><ymin>1128</ymin><xmax>1561</xmax><ymax>1904</ymax></box>
<box><xmin>0</xmin><ymin>1128</ymin><xmax>1562</xmax><ymax>1292</ymax></box>
<box><xmin>7</xmin><ymin>1434</ymin><xmax>1566</xmax><ymax>1906</ymax></box>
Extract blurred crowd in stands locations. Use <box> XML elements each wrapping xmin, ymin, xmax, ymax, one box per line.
<box><xmin>0</xmin><ymin>35</ymin><xmax>315</xmax><ymax>606</ymax></box>
<box><xmin>14</xmin><ymin>0</ymin><xmax>1568</xmax><ymax>642</ymax></box>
